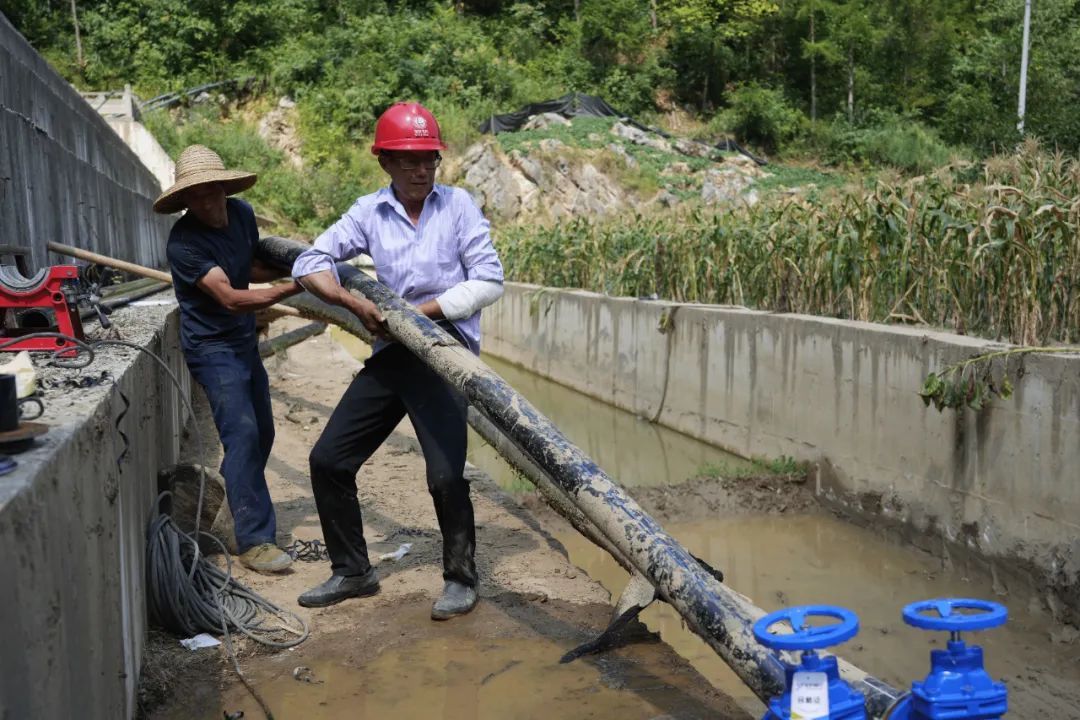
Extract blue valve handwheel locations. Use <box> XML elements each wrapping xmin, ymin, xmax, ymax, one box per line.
<box><xmin>902</xmin><ymin>598</ymin><xmax>1007</xmax><ymax>632</ymax></box>
<box><xmin>753</xmin><ymin>605</ymin><xmax>860</xmax><ymax>651</ymax></box>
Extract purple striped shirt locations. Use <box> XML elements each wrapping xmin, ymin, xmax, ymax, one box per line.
<box><xmin>291</xmin><ymin>183</ymin><xmax>503</xmax><ymax>354</ymax></box>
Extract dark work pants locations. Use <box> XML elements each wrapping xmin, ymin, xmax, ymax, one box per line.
<box><xmin>309</xmin><ymin>335</ymin><xmax>476</xmax><ymax>587</ymax></box>
<box><xmin>185</xmin><ymin>346</ymin><xmax>277</xmax><ymax>553</ymax></box>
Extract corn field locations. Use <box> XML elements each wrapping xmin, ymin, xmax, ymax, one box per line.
<box><xmin>496</xmin><ymin>142</ymin><xmax>1080</xmax><ymax>346</ymax></box>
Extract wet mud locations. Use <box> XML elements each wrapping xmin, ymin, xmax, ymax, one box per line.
<box><xmin>154</xmin><ymin>594</ymin><xmax>744</xmax><ymax>720</ymax></box>
<box><xmin>146</xmin><ymin>326</ymin><xmax>1080</xmax><ymax>719</ymax></box>
<box><xmin>145</xmin><ymin>321</ymin><xmax>749</xmax><ymax>720</ymax></box>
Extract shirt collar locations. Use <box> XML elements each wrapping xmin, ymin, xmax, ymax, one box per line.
<box><xmin>375</xmin><ymin>184</ymin><xmax>445</xmax><ymax>209</ymax></box>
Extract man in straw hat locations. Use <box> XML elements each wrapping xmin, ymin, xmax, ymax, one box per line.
<box><xmin>290</xmin><ymin>102</ymin><xmax>503</xmax><ymax>619</ymax></box>
<box><xmin>154</xmin><ymin>145</ymin><xmax>302</xmax><ymax>574</ymax></box>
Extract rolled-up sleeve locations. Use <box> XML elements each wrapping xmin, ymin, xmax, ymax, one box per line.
<box><xmin>292</xmin><ymin>202</ymin><xmax>370</xmax><ymax>279</ymax></box>
<box><xmin>455</xmin><ymin>190</ymin><xmax>503</xmax><ymax>283</ymax></box>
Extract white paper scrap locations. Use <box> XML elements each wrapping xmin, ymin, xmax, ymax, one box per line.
<box><xmin>378</xmin><ymin>542</ymin><xmax>412</xmax><ymax>562</ymax></box>
<box><xmin>180</xmin><ymin>633</ymin><xmax>221</xmax><ymax>650</ymax></box>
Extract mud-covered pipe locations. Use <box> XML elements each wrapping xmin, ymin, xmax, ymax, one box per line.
<box><xmin>278</xmin><ymin>289</ymin><xmax>634</xmax><ymax>571</ymax></box>
<box><xmin>466</xmin><ymin>407</ymin><xmax>638</xmax><ymax>575</ymax></box>
<box><xmin>256</xmin><ymin>236</ymin><xmax>902</xmax><ymax>715</ymax></box>
<box><xmin>258</xmin><ymin>322</ymin><xmax>327</xmax><ymax>358</ymax></box>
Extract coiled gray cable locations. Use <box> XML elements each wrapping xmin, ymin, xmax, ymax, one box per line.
<box><xmin>17</xmin><ymin>330</ymin><xmax>308</xmax><ymax>718</ymax></box>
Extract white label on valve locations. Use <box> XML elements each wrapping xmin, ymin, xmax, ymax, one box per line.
<box><xmin>790</xmin><ymin>671</ymin><xmax>830</xmax><ymax>720</ymax></box>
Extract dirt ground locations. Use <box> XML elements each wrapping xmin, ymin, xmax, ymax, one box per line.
<box><xmin>141</xmin><ymin>318</ymin><xmax>1080</xmax><ymax>720</ymax></box>
<box><xmin>145</xmin><ymin>322</ymin><xmax>750</xmax><ymax>720</ymax></box>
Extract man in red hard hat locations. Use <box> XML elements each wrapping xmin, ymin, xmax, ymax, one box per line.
<box><xmin>291</xmin><ymin>102</ymin><xmax>504</xmax><ymax>620</ymax></box>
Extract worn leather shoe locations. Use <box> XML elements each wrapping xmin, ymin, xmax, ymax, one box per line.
<box><xmin>431</xmin><ymin>580</ymin><xmax>478</xmax><ymax>620</ymax></box>
<box><xmin>239</xmin><ymin>543</ymin><xmax>292</xmax><ymax>574</ymax></box>
<box><xmin>298</xmin><ymin>570</ymin><xmax>380</xmax><ymax>608</ymax></box>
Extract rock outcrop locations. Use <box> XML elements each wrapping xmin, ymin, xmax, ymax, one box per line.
<box><xmin>610</xmin><ymin>121</ymin><xmax>673</xmax><ymax>153</ymax></box>
<box><xmin>449</xmin><ymin>127</ymin><xmax>768</xmax><ymax>222</ymax></box>
<box><xmin>258</xmin><ymin>97</ymin><xmax>304</xmax><ymax>169</ymax></box>
<box><xmin>453</xmin><ymin>139</ymin><xmax>627</xmax><ymax>221</ymax></box>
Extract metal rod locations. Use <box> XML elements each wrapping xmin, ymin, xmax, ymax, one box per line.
<box><xmin>101</xmin><ymin>282</ymin><xmax>171</xmax><ymax>311</ymax></box>
<box><xmin>79</xmin><ymin>281</ymin><xmax>172</xmax><ymax>325</ymax></box>
<box><xmin>46</xmin><ymin>241</ymin><xmax>304</xmax><ymax>319</ymax></box>
<box><xmin>255</xmin><ymin>235</ymin><xmax>903</xmax><ymax>715</ymax></box>
<box><xmin>101</xmin><ymin>277</ymin><xmax>165</xmax><ymax>298</ymax></box>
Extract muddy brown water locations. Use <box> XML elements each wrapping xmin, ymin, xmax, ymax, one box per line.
<box><xmin>466</xmin><ymin>355</ymin><xmax>757</xmax><ymax>491</ymax></box>
<box><xmin>155</xmin><ymin>595</ymin><xmax>742</xmax><ymax>720</ymax></box>
<box><xmin>467</xmin><ymin>355</ymin><xmax>1080</xmax><ymax>719</ymax></box>
<box><xmin>166</xmin><ymin>637</ymin><xmax>704</xmax><ymax>720</ymax></box>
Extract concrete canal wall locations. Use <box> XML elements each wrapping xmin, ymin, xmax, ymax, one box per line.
<box><xmin>0</xmin><ymin>16</ymin><xmax>188</xmax><ymax>719</ymax></box>
<box><xmin>0</xmin><ymin>15</ymin><xmax>172</xmax><ymax>272</ymax></box>
<box><xmin>0</xmin><ymin>307</ymin><xmax>189</xmax><ymax>720</ymax></box>
<box><xmin>482</xmin><ymin>283</ymin><xmax>1080</xmax><ymax>620</ymax></box>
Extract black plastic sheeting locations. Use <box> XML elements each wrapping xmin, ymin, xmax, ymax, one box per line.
<box><xmin>477</xmin><ymin>92</ymin><xmax>766</xmax><ymax>166</ymax></box>
<box><xmin>477</xmin><ymin>92</ymin><xmax>653</xmax><ymax>135</ymax></box>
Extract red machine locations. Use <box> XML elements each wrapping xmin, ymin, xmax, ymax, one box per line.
<box><xmin>0</xmin><ymin>265</ymin><xmax>85</xmax><ymax>353</ymax></box>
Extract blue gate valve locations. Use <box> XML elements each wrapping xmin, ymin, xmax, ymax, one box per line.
<box><xmin>753</xmin><ymin>605</ymin><xmax>866</xmax><ymax>720</ymax></box>
<box><xmin>886</xmin><ymin>598</ymin><xmax>1009</xmax><ymax>719</ymax></box>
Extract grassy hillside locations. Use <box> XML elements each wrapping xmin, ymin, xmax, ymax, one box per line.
<box><xmin>498</xmin><ymin>141</ymin><xmax>1080</xmax><ymax>346</ymax></box>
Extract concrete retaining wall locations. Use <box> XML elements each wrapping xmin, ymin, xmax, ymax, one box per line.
<box><xmin>104</xmin><ymin>118</ymin><xmax>176</xmax><ymax>193</ymax></box>
<box><xmin>0</xmin><ymin>306</ymin><xmax>189</xmax><ymax>720</ymax></box>
<box><xmin>0</xmin><ymin>15</ymin><xmax>172</xmax><ymax>271</ymax></box>
<box><xmin>0</xmin><ymin>17</ymin><xmax>190</xmax><ymax>718</ymax></box>
<box><xmin>482</xmin><ymin>283</ymin><xmax>1080</xmax><ymax>620</ymax></box>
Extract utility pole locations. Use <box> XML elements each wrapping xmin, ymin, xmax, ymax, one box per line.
<box><xmin>808</xmin><ymin>0</ymin><xmax>817</xmax><ymax>124</ymax></box>
<box><xmin>1017</xmin><ymin>0</ymin><xmax>1032</xmax><ymax>134</ymax></box>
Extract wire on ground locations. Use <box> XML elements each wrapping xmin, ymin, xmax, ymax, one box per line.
<box><xmin>8</xmin><ymin>331</ymin><xmax>306</xmax><ymax>719</ymax></box>
<box><xmin>146</xmin><ymin>493</ymin><xmax>308</xmax><ymax>649</ymax></box>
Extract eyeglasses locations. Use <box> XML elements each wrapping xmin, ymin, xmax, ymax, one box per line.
<box><xmin>383</xmin><ymin>152</ymin><xmax>442</xmax><ymax>170</ymax></box>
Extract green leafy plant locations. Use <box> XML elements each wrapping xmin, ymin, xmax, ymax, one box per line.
<box><xmin>920</xmin><ymin>346</ymin><xmax>1075</xmax><ymax>411</ymax></box>
<box><xmin>717</xmin><ymin>83</ymin><xmax>806</xmax><ymax>154</ymax></box>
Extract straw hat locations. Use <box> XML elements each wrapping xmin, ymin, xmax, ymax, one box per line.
<box><xmin>153</xmin><ymin>145</ymin><xmax>257</xmax><ymax>214</ymax></box>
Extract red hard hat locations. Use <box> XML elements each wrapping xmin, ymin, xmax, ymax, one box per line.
<box><xmin>371</xmin><ymin>102</ymin><xmax>447</xmax><ymax>155</ymax></box>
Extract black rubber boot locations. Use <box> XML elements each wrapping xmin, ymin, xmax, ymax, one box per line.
<box><xmin>298</xmin><ymin>570</ymin><xmax>380</xmax><ymax>608</ymax></box>
<box><xmin>431</xmin><ymin>580</ymin><xmax>478</xmax><ymax>620</ymax></box>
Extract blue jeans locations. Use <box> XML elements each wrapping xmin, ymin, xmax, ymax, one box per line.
<box><xmin>185</xmin><ymin>346</ymin><xmax>277</xmax><ymax>553</ymax></box>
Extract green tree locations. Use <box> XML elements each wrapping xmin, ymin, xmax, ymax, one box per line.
<box><xmin>820</xmin><ymin>0</ymin><xmax>878</xmax><ymax>122</ymax></box>
<box><xmin>661</xmin><ymin>0</ymin><xmax>779</xmax><ymax>109</ymax></box>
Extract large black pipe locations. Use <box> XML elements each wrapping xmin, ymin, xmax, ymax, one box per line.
<box><xmin>278</xmin><ymin>292</ymin><xmax>642</xmax><ymax>578</ymax></box>
<box><xmin>257</xmin><ymin>236</ymin><xmax>902</xmax><ymax>715</ymax></box>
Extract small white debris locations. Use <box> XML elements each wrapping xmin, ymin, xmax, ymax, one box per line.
<box><xmin>180</xmin><ymin>633</ymin><xmax>220</xmax><ymax>650</ymax></box>
<box><xmin>378</xmin><ymin>542</ymin><xmax>412</xmax><ymax>562</ymax></box>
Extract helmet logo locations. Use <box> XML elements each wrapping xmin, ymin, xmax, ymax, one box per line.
<box><xmin>413</xmin><ymin>115</ymin><xmax>429</xmax><ymax>137</ymax></box>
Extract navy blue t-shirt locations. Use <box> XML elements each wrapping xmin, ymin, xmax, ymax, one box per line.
<box><xmin>166</xmin><ymin>198</ymin><xmax>258</xmax><ymax>356</ymax></box>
